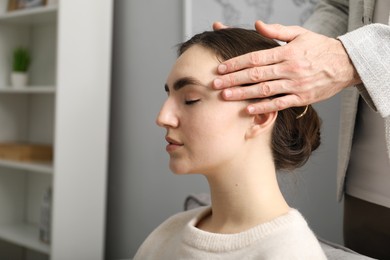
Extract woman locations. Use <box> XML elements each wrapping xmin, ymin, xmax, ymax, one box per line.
<box><xmin>134</xmin><ymin>28</ymin><xmax>326</xmax><ymax>259</ymax></box>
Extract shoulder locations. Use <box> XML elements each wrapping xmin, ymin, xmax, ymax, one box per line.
<box><xmin>133</xmin><ymin>207</ymin><xmax>209</xmax><ymax>259</ymax></box>
<box><xmin>153</xmin><ymin>206</ymin><xmax>207</xmax><ymax>233</ymax></box>
<box><xmin>263</xmin><ymin>209</ymin><xmax>327</xmax><ymax>259</ymax></box>
<box><xmin>270</xmin><ymin>209</ymin><xmax>320</xmax><ymax>243</ymax></box>
<box><xmin>143</xmin><ymin>206</ymin><xmax>208</xmax><ymax>240</ymax></box>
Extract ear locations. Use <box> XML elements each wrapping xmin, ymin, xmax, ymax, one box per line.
<box><xmin>245</xmin><ymin>111</ymin><xmax>277</xmax><ymax>139</ymax></box>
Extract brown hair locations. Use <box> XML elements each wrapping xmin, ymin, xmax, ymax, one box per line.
<box><xmin>178</xmin><ymin>28</ymin><xmax>321</xmax><ymax>171</ymax></box>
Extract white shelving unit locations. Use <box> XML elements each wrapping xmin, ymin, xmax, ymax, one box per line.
<box><xmin>0</xmin><ymin>4</ymin><xmax>56</xmax><ymax>24</ymax></box>
<box><xmin>0</xmin><ymin>3</ymin><xmax>57</xmax><ymax>259</ymax></box>
<box><xmin>0</xmin><ymin>223</ymin><xmax>50</xmax><ymax>254</ymax></box>
<box><xmin>0</xmin><ymin>1</ymin><xmax>113</xmax><ymax>259</ymax></box>
<box><xmin>0</xmin><ymin>86</ymin><xmax>56</xmax><ymax>94</ymax></box>
<box><xmin>0</xmin><ymin>159</ymin><xmax>53</xmax><ymax>174</ymax></box>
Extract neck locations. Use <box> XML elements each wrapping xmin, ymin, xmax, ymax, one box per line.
<box><xmin>198</xmin><ymin>155</ymin><xmax>290</xmax><ymax>234</ymax></box>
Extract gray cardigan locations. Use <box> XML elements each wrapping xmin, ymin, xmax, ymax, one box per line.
<box><xmin>304</xmin><ymin>0</ymin><xmax>390</xmax><ymax>201</ymax></box>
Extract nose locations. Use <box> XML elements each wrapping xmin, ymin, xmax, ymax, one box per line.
<box><xmin>156</xmin><ymin>99</ymin><xmax>179</xmax><ymax>128</ymax></box>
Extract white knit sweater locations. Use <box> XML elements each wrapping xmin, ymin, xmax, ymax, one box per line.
<box><xmin>134</xmin><ymin>207</ymin><xmax>327</xmax><ymax>260</ymax></box>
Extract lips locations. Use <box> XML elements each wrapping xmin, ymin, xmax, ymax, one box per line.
<box><xmin>166</xmin><ymin>136</ymin><xmax>182</xmax><ymax>145</ymax></box>
<box><xmin>165</xmin><ymin>136</ymin><xmax>183</xmax><ymax>152</ymax></box>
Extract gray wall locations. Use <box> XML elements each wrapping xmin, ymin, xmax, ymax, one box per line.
<box><xmin>106</xmin><ymin>0</ymin><xmax>343</xmax><ymax>259</ymax></box>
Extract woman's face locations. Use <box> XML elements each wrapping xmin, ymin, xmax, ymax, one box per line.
<box><xmin>156</xmin><ymin>45</ymin><xmax>252</xmax><ymax>175</ymax></box>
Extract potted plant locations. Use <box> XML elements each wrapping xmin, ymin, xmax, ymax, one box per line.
<box><xmin>11</xmin><ymin>47</ymin><xmax>31</xmax><ymax>88</ymax></box>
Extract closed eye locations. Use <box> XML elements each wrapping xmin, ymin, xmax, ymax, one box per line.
<box><xmin>185</xmin><ymin>99</ymin><xmax>200</xmax><ymax>105</ymax></box>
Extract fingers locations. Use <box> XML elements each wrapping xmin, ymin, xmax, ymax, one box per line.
<box><xmin>246</xmin><ymin>94</ymin><xmax>305</xmax><ymax>114</ymax></box>
<box><xmin>216</xmin><ymin>21</ymin><xmax>307</xmax><ymax>77</ymax></box>
<box><xmin>221</xmin><ymin>81</ymin><xmax>283</xmax><ymax>100</ymax></box>
<box><xmin>214</xmin><ymin>60</ymin><xmax>287</xmax><ymax>89</ymax></box>
<box><xmin>217</xmin><ymin>79</ymin><xmax>308</xmax><ymax>114</ymax></box>
<box><xmin>213</xmin><ymin>21</ymin><xmax>228</xmax><ymax>30</ymax></box>
<box><xmin>254</xmin><ymin>20</ymin><xmax>307</xmax><ymax>43</ymax></box>
<box><xmin>215</xmin><ymin>21</ymin><xmax>307</xmax><ymax>77</ymax></box>
<box><xmin>217</xmin><ymin>47</ymin><xmax>284</xmax><ymax>77</ymax></box>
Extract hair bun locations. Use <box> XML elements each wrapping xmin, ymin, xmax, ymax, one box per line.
<box><xmin>272</xmin><ymin>105</ymin><xmax>321</xmax><ymax>171</ymax></box>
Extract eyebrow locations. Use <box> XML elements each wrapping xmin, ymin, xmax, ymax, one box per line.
<box><xmin>164</xmin><ymin>76</ymin><xmax>205</xmax><ymax>92</ymax></box>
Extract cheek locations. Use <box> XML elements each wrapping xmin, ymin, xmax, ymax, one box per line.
<box><xmin>184</xmin><ymin>112</ymin><xmax>223</xmax><ymax>138</ymax></box>
<box><xmin>186</xmin><ymin>111</ymin><xmax>247</xmax><ymax>150</ymax></box>
<box><xmin>181</xmin><ymin>101</ymin><xmax>250</xmax><ymax>146</ymax></box>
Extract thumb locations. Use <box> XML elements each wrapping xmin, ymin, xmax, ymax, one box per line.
<box><xmin>254</xmin><ymin>20</ymin><xmax>306</xmax><ymax>42</ymax></box>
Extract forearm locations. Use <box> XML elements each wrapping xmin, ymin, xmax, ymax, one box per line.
<box><xmin>338</xmin><ymin>24</ymin><xmax>390</xmax><ymax>117</ymax></box>
<box><xmin>303</xmin><ymin>0</ymin><xmax>349</xmax><ymax>37</ymax></box>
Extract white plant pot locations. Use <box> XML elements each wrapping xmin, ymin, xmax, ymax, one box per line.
<box><xmin>10</xmin><ymin>72</ymin><xmax>29</xmax><ymax>88</ymax></box>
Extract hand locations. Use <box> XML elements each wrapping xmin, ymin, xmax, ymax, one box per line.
<box><xmin>213</xmin><ymin>21</ymin><xmax>361</xmax><ymax>114</ymax></box>
<box><xmin>213</xmin><ymin>21</ymin><xmax>227</xmax><ymax>30</ymax></box>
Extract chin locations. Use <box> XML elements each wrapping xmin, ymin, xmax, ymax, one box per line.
<box><xmin>169</xmin><ymin>164</ymin><xmax>196</xmax><ymax>175</ymax></box>
<box><xmin>170</xmin><ymin>168</ymin><xmax>192</xmax><ymax>175</ymax></box>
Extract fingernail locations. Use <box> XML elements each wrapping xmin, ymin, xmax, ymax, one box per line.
<box><xmin>248</xmin><ymin>106</ymin><xmax>255</xmax><ymax>114</ymax></box>
<box><xmin>214</xmin><ymin>78</ymin><xmax>223</xmax><ymax>88</ymax></box>
<box><xmin>224</xmin><ymin>89</ymin><xmax>232</xmax><ymax>98</ymax></box>
<box><xmin>218</xmin><ymin>64</ymin><xmax>227</xmax><ymax>73</ymax></box>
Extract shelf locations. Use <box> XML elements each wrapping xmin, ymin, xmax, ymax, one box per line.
<box><xmin>0</xmin><ymin>5</ymin><xmax>58</xmax><ymax>25</ymax></box>
<box><xmin>0</xmin><ymin>222</ymin><xmax>50</xmax><ymax>254</ymax></box>
<box><xmin>0</xmin><ymin>86</ymin><xmax>56</xmax><ymax>94</ymax></box>
<box><xmin>0</xmin><ymin>159</ymin><xmax>53</xmax><ymax>174</ymax></box>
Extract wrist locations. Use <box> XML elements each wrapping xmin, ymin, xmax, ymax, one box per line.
<box><xmin>336</xmin><ymin>39</ymin><xmax>362</xmax><ymax>87</ymax></box>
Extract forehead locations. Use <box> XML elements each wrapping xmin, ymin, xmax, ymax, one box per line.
<box><xmin>166</xmin><ymin>45</ymin><xmax>220</xmax><ymax>88</ymax></box>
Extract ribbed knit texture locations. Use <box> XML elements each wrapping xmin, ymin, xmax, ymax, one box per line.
<box><xmin>338</xmin><ymin>24</ymin><xmax>390</xmax><ymax>161</ymax></box>
<box><xmin>134</xmin><ymin>207</ymin><xmax>327</xmax><ymax>260</ymax></box>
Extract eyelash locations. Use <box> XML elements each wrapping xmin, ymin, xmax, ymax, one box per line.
<box><xmin>185</xmin><ymin>99</ymin><xmax>200</xmax><ymax>105</ymax></box>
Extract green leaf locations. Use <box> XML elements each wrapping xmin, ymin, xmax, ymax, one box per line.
<box><xmin>13</xmin><ymin>47</ymin><xmax>31</xmax><ymax>72</ymax></box>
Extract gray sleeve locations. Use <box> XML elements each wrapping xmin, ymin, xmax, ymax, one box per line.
<box><xmin>303</xmin><ymin>0</ymin><xmax>349</xmax><ymax>37</ymax></box>
<box><xmin>338</xmin><ymin>24</ymin><xmax>390</xmax><ymax>117</ymax></box>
